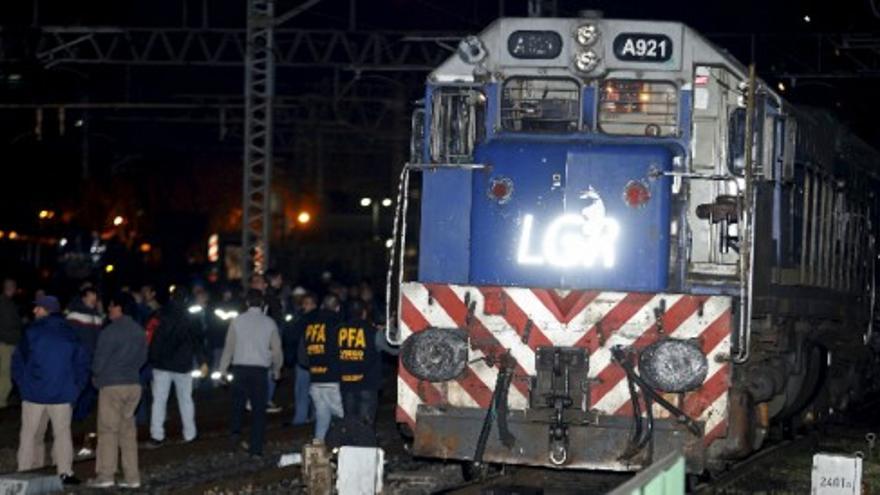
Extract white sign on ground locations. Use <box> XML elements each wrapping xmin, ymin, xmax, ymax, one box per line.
<box><xmin>0</xmin><ymin>474</ymin><xmax>63</xmax><ymax>495</ymax></box>
<box><xmin>812</xmin><ymin>453</ymin><xmax>862</xmax><ymax>495</ymax></box>
<box><xmin>337</xmin><ymin>446</ymin><xmax>384</xmax><ymax>495</ymax></box>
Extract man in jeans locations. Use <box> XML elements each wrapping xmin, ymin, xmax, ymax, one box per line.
<box><xmin>88</xmin><ymin>293</ymin><xmax>147</xmax><ymax>489</ymax></box>
<box><xmin>0</xmin><ymin>278</ymin><xmax>21</xmax><ymax>408</ymax></box>
<box><xmin>13</xmin><ymin>295</ymin><xmax>90</xmax><ymax>485</ymax></box>
<box><xmin>147</xmin><ymin>288</ymin><xmax>207</xmax><ymax>446</ymax></box>
<box><xmin>302</xmin><ymin>294</ymin><xmax>344</xmax><ymax>441</ymax></box>
<box><xmin>285</xmin><ymin>292</ymin><xmax>317</xmax><ymax>425</ymax></box>
<box><xmin>218</xmin><ymin>289</ymin><xmax>283</xmax><ymax>457</ymax></box>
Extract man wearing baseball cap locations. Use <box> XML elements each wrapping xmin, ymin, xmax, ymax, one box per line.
<box><xmin>12</xmin><ymin>295</ymin><xmax>90</xmax><ymax>485</ymax></box>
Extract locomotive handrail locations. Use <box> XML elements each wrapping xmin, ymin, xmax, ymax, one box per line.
<box><xmin>405</xmin><ymin>162</ymin><xmax>488</xmax><ymax>170</ymax></box>
<box><xmin>385</xmin><ymin>161</ymin><xmax>488</xmax><ymax>345</ymax></box>
<box><xmin>734</xmin><ymin>64</ymin><xmax>758</xmax><ymax>365</ymax></box>
<box><xmin>652</xmin><ymin>170</ymin><xmax>741</xmax><ymax>181</ymax></box>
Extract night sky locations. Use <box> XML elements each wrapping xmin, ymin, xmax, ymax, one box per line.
<box><xmin>0</xmin><ymin>0</ymin><xmax>877</xmax><ymax>287</ymax></box>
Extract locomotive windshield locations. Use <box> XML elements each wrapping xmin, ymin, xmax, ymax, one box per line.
<box><xmin>598</xmin><ymin>79</ymin><xmax>678</xmax><ymax>137</ymax></box>
<box><xmin>500</xmin><ymin>77</ymin><xmax>580</xmax><ymax>132</ymax></box>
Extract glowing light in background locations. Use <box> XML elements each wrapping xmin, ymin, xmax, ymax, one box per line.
<box><xmin>112</xmin><ymin>216</ymin><xmax>124</xmax><ymax>226</ymax></box>
<box><xmin>207</xmin><ymin>234</ymin><xmax>219</xmax><ymax>262</ymax></box>
<box><xmin>297</xmin><ymin>211</ymin><xmax>311</xmax><ymax>225</ymax></box>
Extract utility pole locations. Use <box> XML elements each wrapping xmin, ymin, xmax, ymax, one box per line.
<box><xmin>241</xmin><ymin>0</ymin><xmax>275</xmax><ymax>285</ymax></box>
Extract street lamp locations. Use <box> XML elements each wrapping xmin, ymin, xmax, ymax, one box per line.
<box><xmin>112</xmin><ymin>215</ymin><xmax>124</xmax><ymax>226</ymax></box>
<box><xmin>381</xmin><ymin>198</ymin><xmax>393</xmax><ymax>207</ymax></box>
<box><xmin>359</xmin><ymin>197</ymin><xmax>372</xmax><ymax>207</ymax></box>
<box><xmin>297</xmin><ymin>211</ymin><xmax>311</xmax><ymax>225</ymax></box>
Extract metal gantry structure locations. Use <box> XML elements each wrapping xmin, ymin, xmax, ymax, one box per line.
<box><xmin>1</xmin><ymin>25</ymin><xmax>454</xmax><ymax>71</ymax></box>
<box><xmin>11</xmin><ymin>25</ymin><xmax>880</xmax><ymax>79</ymax></box>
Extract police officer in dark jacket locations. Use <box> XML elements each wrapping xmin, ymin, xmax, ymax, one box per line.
<box><xmin>286</xmin><ymin>292</ymin><xmax>317</xmax><ymax>425</ymax></box>
<box><xmin>338</xmin><ymin>300</ymin><xmax>397</xmax><ymax>427</ymax></box>
<box><xmin>147</xmin><ymin>288</ymin><xmax>208</xmax><ymax>446</ymax></box>
<box><xmin>302</xmin><ymin>294</ymin><xmax>343</xmax><ymax>440</ymax></box>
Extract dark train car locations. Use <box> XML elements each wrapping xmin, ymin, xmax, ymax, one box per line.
<box><xmin>386</xmin><ymin>13</ymin><xmax>880</xmax><ymax>473</ymax></box>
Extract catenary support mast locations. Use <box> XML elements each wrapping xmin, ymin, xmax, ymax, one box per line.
<box><xmin>242</xmin><ymin>0</ymin><xmax>275</xmax><ymax>284</ymax></box>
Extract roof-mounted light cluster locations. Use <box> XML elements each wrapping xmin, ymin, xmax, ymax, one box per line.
<box><xmin>573</xmin><ymin>22</ymin><xmax>601</xmax><ymax>74</ymax></box>
<box><xmin>575</xmin><ymin>24</ymin><xmax>599</xmax><ymax>47</ymax></box>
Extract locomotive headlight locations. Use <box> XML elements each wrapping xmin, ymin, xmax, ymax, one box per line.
<box><xmin>638</xmin><ymin>339</ymin><xmax>708</xmax><ymax>393</ymax></box>
<box><xmin>575</xmin><ymin>24</ymin><xmax>599</xmax><ymax>46</ymax></box>
<box><xmin>574</xmin><ymin>50</ymin><xmax>600</xmax><ymax>72</ymax></box>
<box><xmin>401</xmin><ymin>328</ymin><xmax>469</xmax><ymax>382</ymax></box>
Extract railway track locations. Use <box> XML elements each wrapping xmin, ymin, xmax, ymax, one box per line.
<box><xmin>693</xmin><ymin>435</ymin><xmax>816</xmax><ymax>494</ymax></box>
<box><xmin>429</xmin><ymin>465</ymin><xmax>630</xmax><ymax>495</ymax></box>
<box><xmin>696</xmin><ymin>394</ymin><xmax>880</xmax><ymax>493</ymax></box>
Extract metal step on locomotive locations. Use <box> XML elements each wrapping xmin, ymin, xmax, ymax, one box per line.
<box><xmin>384</xmin><ymin>11</ymin><xmax>880</xmax><ymax>475</ymax></box>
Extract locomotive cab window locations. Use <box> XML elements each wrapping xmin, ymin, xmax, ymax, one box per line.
<box><xmin>500</xmin><ymin>78</ymin><xmax>580</xmax><ymax>132</ymax></box>
<box><xmin>598</xmin><ymin>79</ymin><xmax>678</xmax><ymax>137</ymax></box>
<box><xmin>727</xmin><ymin>107</ymin><xmax>747</xmax><ymax>174</ymax></box>
<box><xmin>430</xmin><ymin>87</ymin><xmax>486</xmax><ymax>163</ymax></box>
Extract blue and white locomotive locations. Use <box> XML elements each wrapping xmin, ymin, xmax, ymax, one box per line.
<box><xmin>386</xmin><ymin>13</ymin><xmax>880</xmax><ymax>473</ymax></box>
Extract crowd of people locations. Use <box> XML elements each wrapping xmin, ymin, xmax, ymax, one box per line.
<box><xmin>0</xmin><ymin>270</ymin><xmax>394</xmax><ymax>489</ymax></box>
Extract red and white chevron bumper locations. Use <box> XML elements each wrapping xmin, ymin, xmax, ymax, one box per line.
<box><xmin>396</xmin><ymin>282</ymin><xmax>733</xmax><ymax>468</ymax></box>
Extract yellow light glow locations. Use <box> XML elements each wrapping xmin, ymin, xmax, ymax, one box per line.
<box><xmin>113</xmin><ymin>216</ymin><xmax>124</xmax><ymax>226</ymax></box>
<box><xmin>638</xmin><ymin>92</ymin><xmax>651</xmax><ymax>103</ymax></box>
<box><xmin>38</xmin><ymin>210</ymin><xmax>49</xmax><ymax>219</ymax></box>
<box><xmin>0</xmin><ymin>231</ymin><xmax>5</xmax><ymax>239</ymax></box>
<box><xmin>139</xmin><ymin>242</ymin><xmax>152</xmax><ymax>253</ymax></box>
<box><xmin>8</xmin><ymin>231</ymin><xmax>18</xmax><ymax>240</ymax></box>
<box><xmin>297</xmin><ymin>211</ymin><xmax>311</xmax><ymax>224</ymax></box>
<box><xmin>207</xmin><ymin>233</ymin><xmax>219</xmax><ymax>262</ymax></box>
<box><xmin>105</xmin><ymin>264</ymin><xmax>115</xmax><ymax>273</ymax></box>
